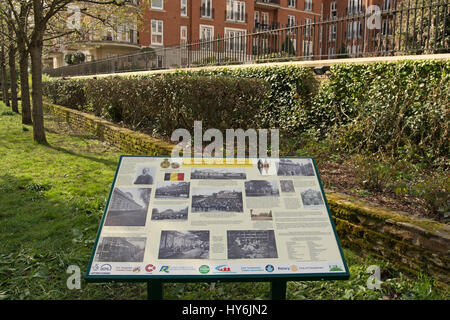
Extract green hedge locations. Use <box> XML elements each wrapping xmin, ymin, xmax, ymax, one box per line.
<box><xmin>43</xmin><ymin>65</ymin><xmax>319</xmax><ymax>136</ymax></box>
<box><xmin>44</xmin><ymin>74</ymin><xmax>270</xmax><ymax>137</ymax></box>
<box><xmin>302</xmin><ymin>60</ymin><xmax>449</xmax><ymax>163</ymax></box>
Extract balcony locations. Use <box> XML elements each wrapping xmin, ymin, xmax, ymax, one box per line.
<box><xmin>253</xmin><ymin>22</ymin><xmax>280</xmax><ymax>31</ymax></box>
<box><xmin>82</xmin><ymin>30</ymin><xmax>140</xmax><ymax>49</ymax></box>
<box><xmin>254</xmin><ymin>0</ymin><xmax>281</xmax><ymax>10</ymax></box>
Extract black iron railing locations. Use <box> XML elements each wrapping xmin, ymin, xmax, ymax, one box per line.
<box><xmin>44</xmin><ymin>0</ymin><xmax>449</xmax><ymax>77</ymax></box>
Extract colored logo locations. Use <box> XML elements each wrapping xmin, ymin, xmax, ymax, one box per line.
<box><xmin>133</xmin><ymin>266</ymin><xmax>141</xmax><ymax>273</ymax></box>
<box><xmin>199</xmin><ymin>265</ymin><xmax>210</xmax><ymax>274</ymax></box>
<box><xmin>215</xmin><ymin>265</ymin><xmax>231</xmax><ymax>272</ymax></box>
<box><xmin>265</xmin><ymin>264</ymin><xmax>274</xmax><ymax>272</ymax></box>
<box><xmin>145</xmin><ymin>264</ymin><xmax>156</xmax><ymax>273</ymax></box>
<box><xmin>160</xmin><ymin>266</ymin><xmax>170</xmax><ymax>273</ymax></box>
<box><xmin>100</xmin><ymin>264</ymin><xmax>112</xmax><ymax>271</ymax></box>
<box><xmin>290</xmin><ymin>265</ymin><xmax>298</xmax><ymax>272</ymax></box>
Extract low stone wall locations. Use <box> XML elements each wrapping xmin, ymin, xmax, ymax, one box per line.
<box><xmin>44</xmin><ymin>102</ymin><xmax>450</xmax><ymax>286</ymax></box>
<box><xmin>327</xmin><ymin>193</ymin><xmax>449</xmax><ymax>286</ymax></box>
<box><xmin>43</xmin><ymin>102</ymin><xmax>174</xmax><ymax>155</ymax></box>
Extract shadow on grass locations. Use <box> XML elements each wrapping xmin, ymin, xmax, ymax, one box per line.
<box><xmin>46</xmin><ymin>144</ymin><xmax>119</xmax><ymax>168</ymax></box>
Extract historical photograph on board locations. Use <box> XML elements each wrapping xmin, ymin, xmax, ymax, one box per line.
<box><xmin>245</xmin><ymin>180</ymin><xmax>280</xmax><ymax>197</ymax></box>
<box><xmin>191</xmin><ymin>187</ymin><xmax>244</xmax><ymax>213</ymax></box>
<box><xmin>276</xmin><ymin>159</ymin><xmax>315</xmax><ymax>177</ymax></box>
<box><xmin>158</xmin><ymin>231</ymin><xmax>210</xmax><ymax>259</ymax></box>
<box><xmin>155</xmin><ymin>181</ymin><xmax>190</xmax><ymax>199</ymax></box>
<box><xmin>300</xmin><ymin>188</ymin><xmax>325</xmax><ymax>209</ymax></box>
<box><xmin>250</xmin><ymin>209</ymin><xmax>273</xmax><ymax>221</ymax></box>
<box><xmin>95</xmin><ymin>237</ymin><xmax>146</xmax><ymax>262</ymax></box>
<box><xmin>133</xmin><ymin>165</ymin><xmax>156</xmax><ymax>185</ymax></box>
<box><xmin>151</xmin><ymin>205</ymin><xmax>188</xmax><ymax>220</ymax></box>
<box><xmin>191</xmin><ymin>167</ymin><xmax>246</xmax><ymax>180</ymax></box>
<box><xmin>104</xmin><ymin>187</ymin><xmax>151</xmax><ymax>226</ymax></box>
<box><xmin>280</xmin><ymin>180</ymin><xmax>295</xmax><ymax>193</ymax></box>
<box><xmin>227</xmin><ymin>230</ymin><xmax>278</xmax><ymax>259</ymax></box>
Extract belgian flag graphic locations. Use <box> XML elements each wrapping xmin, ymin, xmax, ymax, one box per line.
<box><xmin>164</xmin><ymin>173</ymin><xmax>185</xmax><ymax>181</ymax></box>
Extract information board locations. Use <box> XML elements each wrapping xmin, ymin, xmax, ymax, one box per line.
<box><xmin>86</xmin><ymin>156</ymin><xmax>349</xmax><ymax>281</ymax></box>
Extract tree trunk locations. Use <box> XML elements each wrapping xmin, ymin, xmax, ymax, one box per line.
<box><xmin>30</xmin><ymin>38</ymin><xmax>47</xmax><ymax>144</ymax></box>
<box><xmin>9</xmin><ymin>43</ymin><xmax>18</xmax><ymax>113</ymax></box>
<box><xmin>18</xmin><ymin>41</ymin><xmax>32</xmax><ymax>125</ymax></box>
<box><xmin>0</xmin><ymin>45</ymin><xmax>9</xmax><ymax>107</ymax></box>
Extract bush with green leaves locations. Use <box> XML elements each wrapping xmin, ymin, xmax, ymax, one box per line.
<box><xmin>303</xmin><ymin>60</ymin><xmax>449</xmax><ymax>164</ymax></box>
<box><xmin>43</xmin><ymin>78</ymin><xmax>87</xmax><ymax>110</ymax></box>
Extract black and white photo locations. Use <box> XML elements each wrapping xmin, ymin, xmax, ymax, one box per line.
<box><xmin>280</xmin><ymin>180</ymin><xmax>295</xmax><ymax>193</ymax></box>
<box><xmin>95</xmin><ymin>237</ymin><xmax>146</xmax><ymax>262</ymax></box>
<box><xmin>300</xmin><ymin>188</ymin><xmax>325</xmax><ymax>208</ymax></box>
<box><xmin>191</xmin><ymin>187</ymin><xmax>243</xmax><ymax>213</ymax></box>
<box><xmin>277</xmin><ymin>159</ymin><xmax>315</xmax><ymax>177</ymax></box>
<box><xmin>104</xmin><ymin>187</ymin><xmax>151</xmax><ymax>226</ymax></box>
<box><xmin>227</xmin><ymin>230</ymin><xmax>278</xmax><ymax>259</ymax></box>
<box><xmin>158</xmin><ymin>231</ymin><xmax>209</xmax><ymax>259</ymax></box>
<box><xmin>245</xmin><ymin>180</ymin><xmax>280</xmax><ymax>197</ymax></box>
<box><xmin>134</xmin><ymin>165</ymin><xmax>156</xmax><ymax>185</ymax></box>
<box><xmin>250</xmin><ymin>209</ymin><xmax>273</xmax><ymax>221</ymax></box>
<box><xmin>155</xmin><ymin>181</ymin><xmax>190</xmax><ymax>199</ymax></box>
<box><xmin>151</xmin><ymin>205</ymin><xmax>188</xmax><ymax>220</ymax></box>
<box><xmin>191</xmin><ymin>167</ymin><xmax>246</xmax><ymax>180</ymax></box>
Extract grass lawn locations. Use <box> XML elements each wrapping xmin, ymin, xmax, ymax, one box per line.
<box><xmin>0</xmin><ymin>102</ymin><xmax>447</xmax><ymax>300</ymax></box>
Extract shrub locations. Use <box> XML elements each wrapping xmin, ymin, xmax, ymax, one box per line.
<box><xmin>80</xmin><ymin>75</ymin><xmax>268</xmax><ymax>136</ymax></box>
<box><xmin>43</xmin><ymin>79</ymin><xmax>87</xmax><ymax>109</ymax></box>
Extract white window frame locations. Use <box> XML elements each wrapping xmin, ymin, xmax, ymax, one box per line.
<box><xmin>288</xmin><ymin>15</ymin><xmax>295</xmax><ymax>28</ymax></box>
<box><xmin>200</xmin><ymin>24</ymin><xmax>214</xmax><ymax>49</ymax></box>
<box><xmin>151</xmin><ymin>0</ymin><xmax>163</xmax><ymax>10</ymax></box>
<box><xmin>227</xmin><ymin>0</ymin><xmax>246</xmax><ymax>22</ymax></box>
<box><xmin>254</xmin><ymin>11</ymin><xmax>260</xmax><ymax>25</ymax></box>
<box><xmin>225</xmin><ymin>27</ymin><xmax>246</xmax><ymax>52</ymax></box>
<box><xmin>181</xmin><ymin>0</ymin><xmax>188</xmax><ymax>16</ymax></box>
<box><xmin>305</xmin><ymin>18</ymin><xmax>312</xmax><ymax>37</ymax></box>
<box><xmin>180</xmin><ymin>25</ymin><xmax>188</xmax><ymax>44</ymax></box>
<box><xmin>201</xmin><ymin>0</ymin><xmax>213</xmax><ymax>18</ymax></box>
<box><xmin>151</xmin><ymin>19</ymin><xmax>163</xmax><ymax>45</ymax></box>
<box><xmin>261</xmin><ymin>12</ymin><xmax>269</xmax><ymax>25</ymax></box>
<box><xmin>329</xmin><ymin>24</ymin><xmax>337</xmax><ymax>41</ymax></box>
<box><xmin>382</xmin><ymin>0</ymin><xmax>392</xmax><ymax>11</ymax></box>
<box><xmin>303</xmin><ymin>40</ymin><xmax>313</xmax><ymax>57</ymax></box>
<box><xmin>288</xmin><ymin>0</ymin><xmax>296</xmax><ymax>9</ymax></box>
<box><xmin>304</xmin><ymin>0</ymin><xmax>312</xmax><ymax>11</ymax></box>
<box><xmin>330</xmin><ymin>1</ymin><xmax>337</xmax><ymax>19</ymax></box>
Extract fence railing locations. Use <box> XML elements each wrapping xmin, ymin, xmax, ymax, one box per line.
<box><xmin>44</xmin><ymin>0</ymin><xmax>449</xmax><ymax>77</ymax></box>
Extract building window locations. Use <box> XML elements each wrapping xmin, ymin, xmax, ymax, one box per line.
<box><xmin>151</xmin><ymin>0</ymin><xmax>163</xmax><ymax>10</ymax></box>
<box><xmin>305</xmin><ymin>18</ymin><xmax>311</xmax><ymax>37</ymax></box>
<box><xmin>201</xmin><ymin>0</ymin><xmax>213</xmax><ymax>18</ymax></box>
<box><xmin>254</xmin><ymin>11</ymin><xmax>260</xmax><ymax>27</ymax></box>
<box><xmin>151</xmin><ymin>20</ymin><xmax>163</xmax><ymax>45</ymax></box>
<box><xmin>288</xmin><ymin>15</ymin><xmax>295</xmax><ymax>28</ymax></box>
<box><xmin>227</xmin><ymin>0</ymin><xmax>246</xmax><ymax>23</ymax></box>
<box><xmin>329</xmin><ymin>24</ymin><xmax>336</xmax><ymax>41</ymax></box>
<box><xmin>181</xmin><ymin>0</ymin><xmax>187</xmax><ymax>16</ymax></box>
<box><xmin>180</xmin><ymin>26</ymin><xmax>187</xmax><ymax>44</ymax></box>
<box><xmin>288</xmin><ymin>0</ymin><xmax>296</xmax><ymax>9</ymax></box>
<box><xmin>303</xmin><ymin>40</ymin><xmax>313</xmax><ymax>57</ymax></box>
<box><xmin>200</xmin><ymin>25</ymin><xmax>214</xmax><ymax>49</ymax></box>
<box><xmin>381</xmin><ymin>19</ymin><xmax>389</xmax><ymax>36</ymax></box>
<box><xmin>382</xmin><ymin>0</ymin><xmax>392</xmax><ymax>11</ymax></box>
<box><xmin>304</xmin><ymin>0</ymin><xmax>312</xmax><ymax>11</ymax></box>
<box><xmin>225</xmin><ymin>28</ymin><xmax>246</xmax><ymax>52</ymax></box>
<box><xmin>330</xmin><ymin>1</ymin><xmax>337</xmax><ymax>19</ymax></box>
<box><xmin>347</xmin><ymin>0</ymin><xmax>362</xmax><ymax>15</ymax></box>
<box><xmin>328</xmin><ymin>46</ymin><xmax>336</xmax><ymax>58</ymax></box>
<box><xmin>261</xmin><ymin>12</ymin><xmax>269</xmax><ymax>26</ymax></box>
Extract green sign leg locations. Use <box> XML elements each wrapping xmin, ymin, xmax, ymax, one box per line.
<box><xmin>147</xmin><ymin>280</ymin><xmax>163</xmax><ymax>300</ymax></box>
<box><xmin>270</xmin><ymin>280</ymin><xmax>287</xmax><ymax>300</ymax></box>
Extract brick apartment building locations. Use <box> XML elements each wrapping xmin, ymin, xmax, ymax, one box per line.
<box><xmin>321</xmin><ymin>0</ymin><xmax>396</xmax><ymax>58</ymax></box>
<box><xmin>139</xmin><ymin>0</ymin><xmax>322</xmax><ymax>50</ymax></box>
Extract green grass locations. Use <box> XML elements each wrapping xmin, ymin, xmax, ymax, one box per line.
<box><xmin>0</xmin><ymin>101</ymin><xmax>447</xmax><ymax>300</ymax></box>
